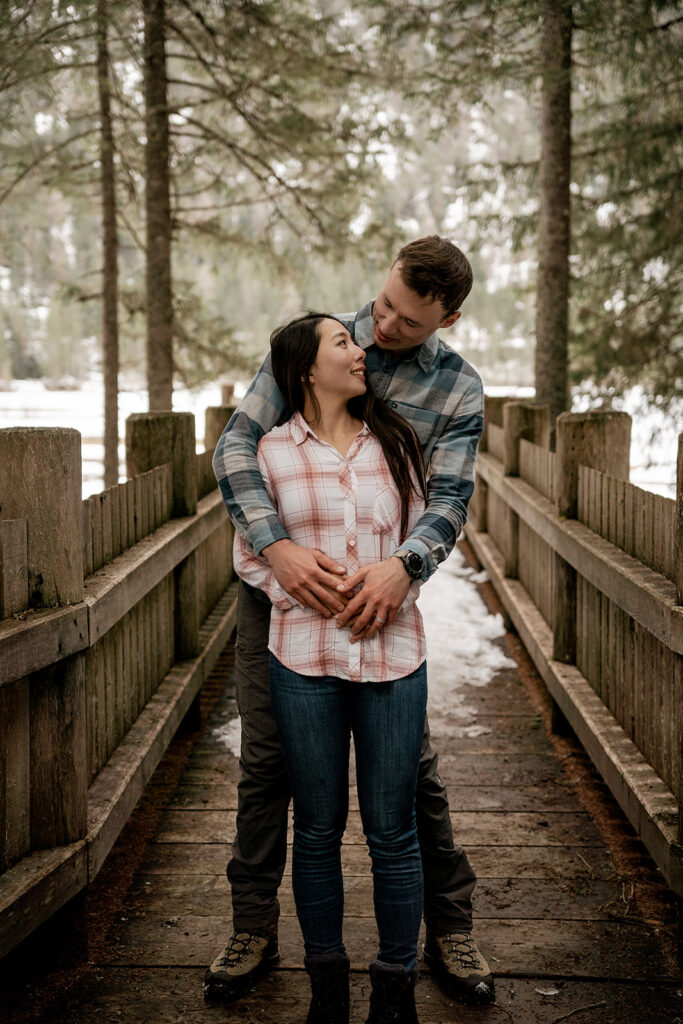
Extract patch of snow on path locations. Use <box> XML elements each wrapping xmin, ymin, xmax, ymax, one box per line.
<box><xmin>212</xmin><ymin>712</ymin><xmax>242</xmax><ymax>758</ymax></box>
<box><xmin>417</xmin><ymin>548</ymin><xmax>515</xmax><ymax>735</ymax></box>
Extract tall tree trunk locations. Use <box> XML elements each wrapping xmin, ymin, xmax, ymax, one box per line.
<box><xmin>143</xmin><ymin>0</ymin><xmax>173</xmax><ymax>410</ymax></box>
<box><xmin>96</xmin><ymin>0</ymin><xmax>119</xmax><ymax>487</ymax></box>
<box><xmin>535</xmin><ymin>0</ymin><xmax>572</xmax><ymax>440</ymax></box>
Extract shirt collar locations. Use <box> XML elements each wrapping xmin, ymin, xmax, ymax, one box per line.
<box><xmin>289</xmin><ymin>410</ymin><xmax>371</xmax><ymax>448</ymax></box>
<box><xmin>354</xmin><ymin>298</ymin><xmax>440</xmax><ymax>372</ymax></box>
<box><xmin>290</xmin><ymin>410</ymin><xmax>313</xmax><ymax>445</ymax></box>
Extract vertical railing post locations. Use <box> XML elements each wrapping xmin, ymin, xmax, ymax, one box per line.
<box><xmin>125</xmin><ymin>412</ymin><xmax>201</xmax><ymax>722</ymax></box>
<box><xmin>552</xmin><ymin>411</ymin><xmax>632</xmax><ymax>732</ymax></box>
<box><xmin>0</xmin><ymin>428</ymin><xmax>87</xmax><ymax>864</ymax></box>
<box><xmin>501</xmin><ymin>402</ymin><xmax>551</xmax><ymax>578</ymax></box>
<box><xmin>481</xmin><ymin>395</ymin><xmax>508</xmax><ymax>453</ymax></box>
<box><xmin>675</xmin><ymin>434</ymin><xmax>683</xmax><ymax>844</ymax></box>
<box><xmin>473</xmin><ymin>396</ymin><xmax>509</xmax><ymax>534</ymax></box>
<box><xmin>204</xmin><ymin>405</ymin><xmax>236</xmax><ymax>454</ymax></box>
<box><xmin>125</xmin><ymin>411</ymin><xmax>197</xmax><ymax>518</ymax></box>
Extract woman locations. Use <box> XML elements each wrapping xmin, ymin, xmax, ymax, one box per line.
<box><xmin>233</xmin><ymin>312</ymin><xmax>428</xmax><ymax>1024</ymax></box>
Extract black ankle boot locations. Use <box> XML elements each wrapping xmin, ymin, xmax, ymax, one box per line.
<box><xmin>304</xmin><ymin>951</ymin><xmax>350</xmax><ymax>1024</ymax></box>
<box><xmin>365</xmin><ymin>960</ymin><xmax>419</xmax><ymax>1024</ymax></box>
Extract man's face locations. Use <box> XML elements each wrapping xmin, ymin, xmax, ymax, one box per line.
<box><xmin>372</xmin><ymin>261</ymin><xmax>460</xmax><ymax>354</ymax></box>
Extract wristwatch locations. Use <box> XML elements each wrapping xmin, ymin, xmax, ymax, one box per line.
<box><xmin>394</xmin><ymin>550</ymin><xmax>424</xmax><ymax>582</ymax></box>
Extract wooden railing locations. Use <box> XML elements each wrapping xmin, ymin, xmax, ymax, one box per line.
<box><xmin>467</xmin><ymin>399</ymin><xmax>683</xmax><ymax>897</ymax></box>
<box><xmin>0</xmin><ymin>404</ymin><xmax>236</xmax><ymax>957</ymax></box>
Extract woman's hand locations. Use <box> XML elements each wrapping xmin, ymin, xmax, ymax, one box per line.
<box><xmin>335</xmin><ymin>558</ymin><xmax>411</xmax><ymax>640</ymax></box>
<box><xmin>263</xmin><ymin>539</ymin><xmax>348</xmax><ymax>616</ymax></box>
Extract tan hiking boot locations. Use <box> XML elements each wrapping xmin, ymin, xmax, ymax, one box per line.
<box><xmin>423</xmin><ymin>931</ymin><xmax>494</xmax><ymax>1005</ymax></box>
<box><xmin>203</xmin><ymin>930</ymin><xmax>279</xmax><ymax>1002</ymax></box>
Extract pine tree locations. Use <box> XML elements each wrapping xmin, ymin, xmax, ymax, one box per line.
<box><xmin>97</xmin><ymin>0</ymin><xmax>121</xmax><ymax>483</ymax></box>
<box><xmin>371</xmin><ymin>0</ymin><xmax>682</xmax><ymax>417</ymax></box>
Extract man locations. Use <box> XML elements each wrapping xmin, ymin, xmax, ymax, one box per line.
<box><xmin>207</xmin><ymin>235</ymin><xmax>494</xmax><ymax>1007</ymax></box>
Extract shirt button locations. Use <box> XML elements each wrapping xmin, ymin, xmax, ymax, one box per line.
<box><xmin>348</xmin><ymin>539</ymin><xmax>356</xmax><ymax>547</ymax></box>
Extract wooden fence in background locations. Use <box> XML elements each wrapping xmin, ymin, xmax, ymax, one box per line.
<box><xmin>467</xmin><ymin>400</ymin><xmax>683</xmax><ymax>897</ymax></box>
<box><xmin>0</xmin><ymin>404</ymin><xmax>236</xmax><ymax>958</ymax></box>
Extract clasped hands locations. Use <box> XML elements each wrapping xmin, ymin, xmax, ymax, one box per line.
<box><xmin>263</xmin><ymin>538</ymin><xmax>411</xmax><ymax>641</ymax></box>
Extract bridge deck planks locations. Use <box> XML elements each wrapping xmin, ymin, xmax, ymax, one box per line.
<box><xmin>15</xmin><ymin>576</ymin><xmax>678</xmax><ymax>1022</ymax></box>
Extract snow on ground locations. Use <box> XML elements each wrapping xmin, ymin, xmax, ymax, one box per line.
<box><xmin>417</xmin><ymin>549</ymin><xmax>514</xmax><ymax>737</ymax></box>
<box><xmin>212</xmin><ymin>714</ymin><xmax>243</xmax><ymax>759</ymax></box>
<box><xmin>212</xmin><ymin>548</ymin><xmax>512</xmax><ymax>757</ymax></box>
<box><xmin>0</xmin><ymin>376</ymin><xmax>225</xmax><ymax>497</ymax></box>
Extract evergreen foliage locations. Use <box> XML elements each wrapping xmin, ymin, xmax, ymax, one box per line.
<box><xmin>0</xmin><ymin>1</ymin><xmax>679</xmax><ymax>420</ymax></box>
<box><xmin>372</xmin><ymin>0</ymin><xmax>682</xmax><ymax>411</ymax></box>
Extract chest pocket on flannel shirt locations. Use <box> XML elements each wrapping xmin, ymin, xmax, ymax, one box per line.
<box><xmin>372</xmin><ymin>485</ymin><xmax>401</xmax><ymax>536</ymax></box>
<box><xmin>388</xmin><ymin>399</ymin><xmax>441</xmax><ymax>454</ymax></box>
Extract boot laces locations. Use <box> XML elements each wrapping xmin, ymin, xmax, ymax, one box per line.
<box><xmin>214</xmin><ymin>932</ymin><xmax>260</xmax><ymax>969</ymax></box>
<box><xmin>442</xmin><ymin>933</ymin><xmax>481</xmax><ymax>971</ymax></box>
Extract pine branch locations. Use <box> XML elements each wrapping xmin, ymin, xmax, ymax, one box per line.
<box><xmin>0</xmin><ymin>128</ymin><xmax>99</xmax><ymax>206</ymax></box>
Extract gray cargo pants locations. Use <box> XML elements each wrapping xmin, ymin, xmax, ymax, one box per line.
<box><xmin>227</xmin><ymin>580</ymin><xmax>477</xmax><ymax>936</ymax></box>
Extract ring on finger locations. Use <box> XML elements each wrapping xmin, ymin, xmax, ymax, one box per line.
<box><xmin>375</xmin><ymin>617</ymin><xmax>386</xmax><ymax>625</ymax></box>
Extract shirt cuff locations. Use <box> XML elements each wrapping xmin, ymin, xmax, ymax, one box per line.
<box><xmin>249</xmin><ymin>517</ymin><xmax>290</xmax><ymax>557</ymax></box>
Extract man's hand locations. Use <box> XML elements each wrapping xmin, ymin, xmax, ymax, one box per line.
<box><xmin>335</xmin><ymin>557</ymin><xmax>411</xmax><ymax>640</ymax></box>
<box><xmin>263</xmin><ymin>539</ymin><xmax>348</xmax><ymax>615</ymax></box>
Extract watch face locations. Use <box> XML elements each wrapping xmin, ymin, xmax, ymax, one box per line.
<box><xmin>405</xmin><ymin>552</ymin><xmax>423</xmax><ymax>577</ymax></box>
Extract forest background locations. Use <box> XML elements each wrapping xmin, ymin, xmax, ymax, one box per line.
<box><xmin>0</xmin><ymin>0</ymin><xmax>680</xmax><ymax>490</ymax></box>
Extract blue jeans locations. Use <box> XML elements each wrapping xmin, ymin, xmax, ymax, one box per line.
<box><xmin>269</xmin><ymin>655</ymin><xmax>427</xmax><ymax>969</ymax></box>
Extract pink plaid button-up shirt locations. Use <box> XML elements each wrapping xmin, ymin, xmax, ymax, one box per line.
<box><xmin>233</xmin><ymin>412</ymin><xmax>426</xmax><ymax>683</ymax></box>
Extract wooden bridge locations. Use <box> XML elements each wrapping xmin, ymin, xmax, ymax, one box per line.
<box><xmin>1</xmin><ymin>402</ymin><xmax>681</xmax><ymax>1023</ymax></box>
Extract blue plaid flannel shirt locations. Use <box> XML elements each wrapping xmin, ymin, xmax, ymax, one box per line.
<box><xmin>212</xmin><ymin>299</ymin><xmax>484</xmax><ymax>581</ymax></box>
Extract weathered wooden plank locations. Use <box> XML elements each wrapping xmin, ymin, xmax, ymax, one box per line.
<box><xmin>122</xmin><ymin>607</ymin><xmax>134</xmax><ymax>735</ymax></box>
<box><xmin>111</xmin><ymin>484</ymin><xmax>122</xmax><ymax>560</ymax></box>
<box><xmin>0</xmin><ymin>840</ymin><xmax>87</xmax><ymax>960</ymax></box>
<box><xmin>101</xmin><ymin>914</ymin><xmax>672</xmax><ymax>981</ymax></box>
<box><xmin>86</xmin><ymin>584</ymin><xmax>238</xmax><ymax>881</ymax></box>
<box><xmin>464</xmin><ymin>527</ymin><xmax>683</xmax><ymax>897</ymax></box>
<box><xmin>84</xmin><ymin>644</ymin><xmax>97</xmax><ymax>785</ymax></box>
<box><xmin>105</xmin><ymin>624</ymin><xmax>117</xmax><ymax>762</ymax></box>
<box><xmin>0</xmin><ymin>603</ymin><xmax>88</xmax><ymax>689</ymax></box>
<box><xmin>53</xmin><ymin>969</ymin><xmax>683</xmax><ymax>1024</ymax></box>
<box><xmin>0</xmin><ymin>677</ymin><xmax>30</xmax><ymax>870</ymax></box>
<box><xmin>102</xmin><ymin>489</ymin><xmax>114</xmax><ymax>567</ymax></box>
<box><xmin>486</xmin><ymin>422</ymin><xmax>505</xmax><ymax>463</ymax></box>
<box><xmin>0</xmin><ymin>519</ymin><xmax>28</xmax><ymax>619</ymax></box>
<box><xmin>89</xmin><ymin>492</ymin><xmax>104</xmax><ymax>573</ymax></box>
<box><xmin>126</xmin><ymin>872</ymin><xmax>633</xmax><ymax>923</ymax></box>
<box><xmin>126</xmin><ymin>413</ymin><xmax>197</xmax><ymax>519</ymax></box>
<box><xmin>474</xmin><ymin>454</ymin><xmax>682</xmax><ymax>654</ymax></box>
<box><xmin>183</xmin><ymin>748</ymin><xmax>570</xmax><ymax>790</ymax></box>
<box><xmin>29</xmin><ymin>656</ymin><xmax>87</xmax><ymax>848</ymax></box>
<box><xmin>132</xmin><ymin>473</ymin><xmax>143</xmax><ymax>544</ymax></box>
<box><xmin>82</xmin><ymin>501</ymin><xmax>93</xmax><ymax>579</ymax></box>
<box><xmin>168</xmin><ymin>782</ymin><xmax>582</xmax><ymax>814</ymax></box>
<box><xmin>84</xmin><ymin>490</ymin><xmax>226</xmax><ymax>644</ymax></box>
<box><xmin>115</xmin><ymin>616</ymin><xmax>126</xmax><ymax>750</ymax></box>
<box><xmin>152</xmin><ymin>808</ymin><xmax>602</xmax><ymax>848</ymax></box>
<box><xmin>0</xmin><ymin>428</ymin><xmax>83</xmax><ymax>607</ymax></box>
<box><xmin>119</xmin><ymin>480</ymin><xmax>129</xmax><ymax>555</ymax></box>
<box><xmin>194</xmin><ymin>714</ymin><xmax>551</xmax><ymax>758</ymax></box>
<box><xmin>175</xmin><ymin>552</ymin><xmax>200</xmax><ymax>661</ymax></box>
<box><xmin>142</xmin><ymin>840</ymin><xmax>617</xmax><ymax>881</ymax></box>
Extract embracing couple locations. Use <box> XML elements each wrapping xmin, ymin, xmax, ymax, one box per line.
<box><xmin>208</xmin><ymin>236</ymin><xmax>493</xmax><ymax>1023</ymax></box>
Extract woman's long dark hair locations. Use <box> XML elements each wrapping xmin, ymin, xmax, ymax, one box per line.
<box><xmin>270</xmin><ymin>312</ymin><xmax>427</xmax><ymax>540</ymax></box>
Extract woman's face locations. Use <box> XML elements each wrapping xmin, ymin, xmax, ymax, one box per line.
<box><xmin>308</xmin><ymin>318</ymin><xmax>366</xmax><ymax>401</ymax></box>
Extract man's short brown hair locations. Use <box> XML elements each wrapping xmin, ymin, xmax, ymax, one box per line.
<box><xmin>395</xmin><ymin>235</ymin><xmax>473</xmax><ymax>317</ymax></box>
